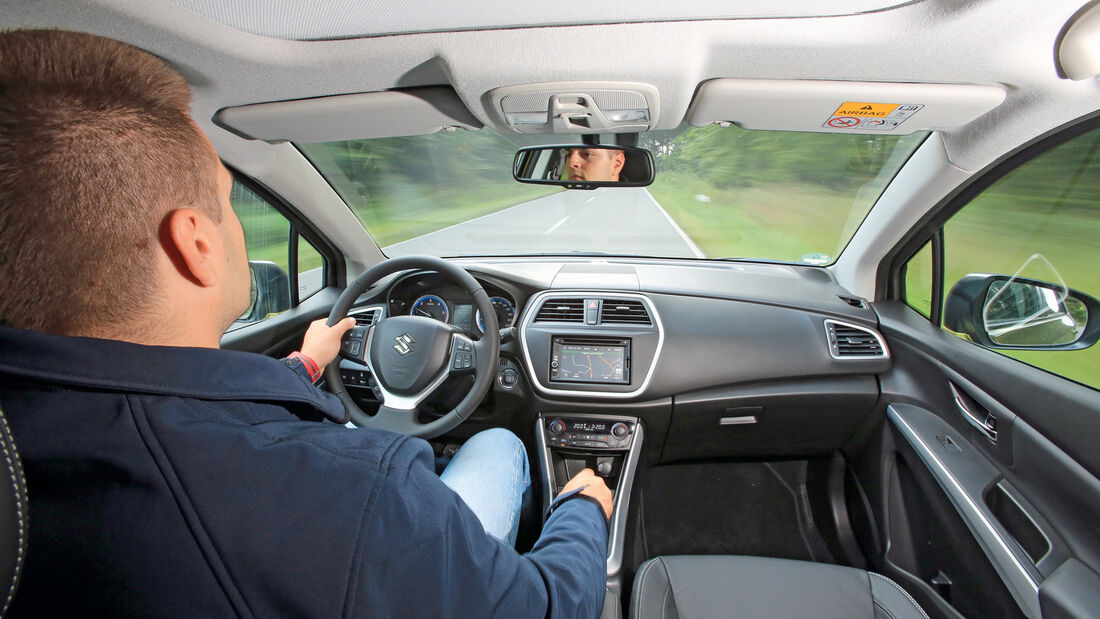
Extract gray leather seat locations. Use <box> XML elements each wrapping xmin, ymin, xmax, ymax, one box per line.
<box><xmin>631</xmin><ymin>555</ymin><xmax>928</xmax><ymax>619</ymax></box>
<box><xmin>0</xmin><ymin>407</ymin><xmax>27</xmax><ymax>616</ymax></box>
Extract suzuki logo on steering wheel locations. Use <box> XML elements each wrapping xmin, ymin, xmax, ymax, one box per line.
<box><xmin>393</xmin><ymin>332</ymin><xmax>416</xmax><ymax>356</ymax></box>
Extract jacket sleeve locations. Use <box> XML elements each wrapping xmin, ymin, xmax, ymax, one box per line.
<box><xmin>347</xmin><ymin>436</ymin><xmax>608</xmax><ymax>618</ymax></box>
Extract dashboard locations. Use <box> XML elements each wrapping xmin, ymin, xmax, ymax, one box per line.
<box><xmin>343</xmin><ymin>257</ymin><xmax>893</xmax><ymax>461</ymax></box>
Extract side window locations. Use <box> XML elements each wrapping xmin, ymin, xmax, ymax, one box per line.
<box><xmin>935</xmin><ymin>125</ymin><xmax>1100</xmax><ymax>389</ymax></box>
<box><xmin>229</xmin><ymin>179</ymin><xmax>327</xmax><ymax>329</ymax></box>
<box><xmin>903</xmin><ymin>240</ymin><xmax>934</xmax><ymax>319</ymax></box>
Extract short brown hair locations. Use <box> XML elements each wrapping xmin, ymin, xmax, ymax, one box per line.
<box><xmin>0</xmin><ymin>29</ymin><xmax>220</xmax><ymax>336</ymax></box>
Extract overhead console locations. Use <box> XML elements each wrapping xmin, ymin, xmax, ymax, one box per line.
<box><xmin>519</xmin><ymin>291</ymin><xmax>662</xmax><ymax>399</ymax></box>
<box><xmin>486</xmin><ymin>81</ymin><xmax>659</xmax><ymax>134</ymax></box>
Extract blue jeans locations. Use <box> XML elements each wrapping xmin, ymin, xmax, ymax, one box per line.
<box><xmin>439</xmin><ymin>428</ymin><xmax>530</xmax><ymax>547</ymax></box>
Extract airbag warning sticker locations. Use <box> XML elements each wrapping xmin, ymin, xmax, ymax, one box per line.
<box><xmin>823</xmin><ymin>102</ymin><xmax>924</xmax><ymax>131</ymax></box>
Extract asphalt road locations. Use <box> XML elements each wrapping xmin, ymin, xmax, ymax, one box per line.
<box><xmin>384</xmin><ymin>187</ymin><xmax>705</xmax><ymax>258</ymax></box>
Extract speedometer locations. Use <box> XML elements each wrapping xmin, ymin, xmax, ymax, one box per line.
<box><xmin>411</xmin><ymin>295</ymin><xmax>449</xmax><ymax>322</ymax></box>
<box><xmin>476</xmin><ymin>297</ymin><xmax>515</xmax><ymax>332</ymax></box>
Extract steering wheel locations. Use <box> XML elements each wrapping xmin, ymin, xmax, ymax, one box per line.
<box><xmin>323</xmin><ymin>255</ymin><xmax>500</xmax><ymax>438</ymax></box>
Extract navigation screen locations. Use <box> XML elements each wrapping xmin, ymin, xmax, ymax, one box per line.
<box><xmin>550</xmin><ymin>338</ymin><xmax>630</xmax><ymax>385</ymax></box>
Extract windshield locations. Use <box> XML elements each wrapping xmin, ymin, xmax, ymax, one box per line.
<box><xmin>298</xmin><ymin>124</ymin><xmax>926</xmax><ymax>264</ymax></box>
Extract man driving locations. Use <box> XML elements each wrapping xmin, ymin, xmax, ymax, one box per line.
<box><xmin>0</xmin><ymin>29</ymin><xmax>612</xmax><ymax>617</ymax></box>
<box><xmin>565</xmin><ymin>147</ymin><xmax>626</xmax><ymax>182</ymax></box>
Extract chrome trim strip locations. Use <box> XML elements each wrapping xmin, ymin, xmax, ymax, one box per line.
<box><xmin>607</xmin><ymin>422</ymin><xmax>642</xmax><ymax>583</ymax></box>
<box><xmin>519</xmin><ymin>291</ymin><xmax>664</xmax><ymax>399</ymax></box>
<box><xmin>720</xmin><ymin>415</ymin><xmax>758</xmax><ymax>425</ymax></box>
<box><xmin>887</xmin><ymin>406</ymin><xmax>1040</xmax><ymax>618</ymax></box>
<box><xmin>535</xmin><ymin>418</ymin><xmax>555</xmax><ymax>521</ymax></box>
<box><xmin>823</xmin><ymin>318</ymin><xmax>890</xmax><ymax>360</ymax></box>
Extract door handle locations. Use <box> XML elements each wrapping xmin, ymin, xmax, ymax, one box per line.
<box><xmin>949</xmin><ymin>382</ymin><xmax>998</xmax><ymax>442</ymax></box>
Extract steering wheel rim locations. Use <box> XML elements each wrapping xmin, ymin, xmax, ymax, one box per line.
<box><xmin>324</xmin><ymin>255</ymin><xmax>500</xmax><ymax>438</ymax></box>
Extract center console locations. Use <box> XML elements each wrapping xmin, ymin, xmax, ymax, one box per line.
<box><xmin>522</xmin><ymin>292</ymin><xmax>659</xmax><ymax>596</ymax></box>
<box><xmin>535</xmin><ymin>412</ymin><xmax>644</xmax><ymax>588</ymax></box>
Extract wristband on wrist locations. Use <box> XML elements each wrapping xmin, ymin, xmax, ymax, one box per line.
<box><xmin>545</xmin><ymin>487</ymin><xmax>610</xmax><ymax>525</ymax></box>
<box><xmin>286</xmin><ymin>351</ymin><xmax>321</xmax><ymax>382</ymax></box>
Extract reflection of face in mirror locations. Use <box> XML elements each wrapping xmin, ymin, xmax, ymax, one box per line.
<box><xmin>565</xmin><ymin>148</ymin><xmax>625</xmax><ymax>182</ymax></box>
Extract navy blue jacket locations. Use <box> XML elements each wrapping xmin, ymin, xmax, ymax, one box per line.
<box><xmin>0</xmin><ymin>326</ymin><xmax>608</xmax><ymax>617</ymax></box>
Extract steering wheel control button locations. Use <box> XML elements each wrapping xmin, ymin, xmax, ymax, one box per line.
<box><xmin>450</xmin><ymin>336</ymin><xmax>476</xmax><ymax>371</ymax></box>
<box><xmin>341</xmin><ymin>326</ymin><xmax>370</xmax><ymax>358</ymax></box>
<box><xmin>340</xmin><ymin>369</ymin><xmax>374</xmax><ymax>387</ymax></box>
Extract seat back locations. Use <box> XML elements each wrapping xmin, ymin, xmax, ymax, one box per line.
<box><xmin>0</xmin><ymin>407</ymin><xmax>27</xmax><ymax>616</ymax></box>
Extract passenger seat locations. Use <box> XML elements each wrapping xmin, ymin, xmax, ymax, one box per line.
<box><xmin>631</xmin><ymin>555</ymin><xmax>928</xmax><ymax>619</ymax></box>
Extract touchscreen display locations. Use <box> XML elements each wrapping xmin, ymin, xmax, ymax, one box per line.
<box><xmin>550</xmin><ymin>338</ymin><xmax>629</xmax><ymax>384</ymax></box>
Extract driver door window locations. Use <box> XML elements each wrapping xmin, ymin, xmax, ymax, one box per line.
<box><xmin>229</xmin><ymin>179</ymin><xmax>326</xmax><ymax>329</ymax></box>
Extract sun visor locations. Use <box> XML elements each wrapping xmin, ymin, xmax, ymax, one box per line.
<box><xmin>213</xmin><ymin>86</ymin><xmax>483</xmax><ymax>144</ymax></box>
<box><xmin>687</xmin><ymin>79</ymin><xmax>1006</xmax><ymax>135</ymax></box>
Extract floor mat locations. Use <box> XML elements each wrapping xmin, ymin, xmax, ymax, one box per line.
<box><xmin>639</xmin><ymin>460</ymin><xmax>834</xmax><ymax>563</ymax></box>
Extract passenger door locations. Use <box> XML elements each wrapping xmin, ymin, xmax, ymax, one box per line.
<box><xmin>864</xmin><ymin>120</ymin><xmax>1100</xmax><ymax>618</ymax></box>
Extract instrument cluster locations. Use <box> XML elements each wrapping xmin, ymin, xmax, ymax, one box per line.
<box><xmin>386</xmin><ymin>271</ymin><xmax>519</xmax><ymax>335</ymax></box>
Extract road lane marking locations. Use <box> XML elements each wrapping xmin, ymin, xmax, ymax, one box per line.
<box><xmin>545</xmin><ymin>215</ymin><xmax>571</xmax><ymax>234</ymax></box>
<box><xmin>642</xmin><ymin>189</ymin><xmax>706</xmax><ymax>258</ymax></box>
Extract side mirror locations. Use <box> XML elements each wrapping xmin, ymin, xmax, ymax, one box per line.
<box><xmin>236</xmin><ymin>260</ymin><xmax>291</xmax><ymax>324</ymax></box>
<box><xmin>513</xmin><ymin>144</ymin><xmax>655</xmax><ymax>190</ymax></box>
<box><xmin>944</xmin><ymin>274</ymin><xmax>1100</xmax><ymax>350</ymax></box>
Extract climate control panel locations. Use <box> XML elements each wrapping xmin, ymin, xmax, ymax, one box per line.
<box><xmin>544</xmin><ymin>416</ymin><xmax>634</xmax><ymax>450</ymax></box>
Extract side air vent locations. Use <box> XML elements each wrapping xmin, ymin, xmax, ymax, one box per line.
<box><xmin>534</xmin><ymin>298</ymin><xmax>585</xmax><ymax>322</ymax></box>
<box><xmin>600</xmin><ymin>299</ymin><xmax>652</xmax><ymax>325</ymax></box>
<box><xmin>350</xmin><ymin>306</ymin><xmax>382</xmax><ymax>327</ymax></box>
<box><xmin>825</xmin><ymin>320</ymin><xmax>887</xmax><ymax>359</ymax></box>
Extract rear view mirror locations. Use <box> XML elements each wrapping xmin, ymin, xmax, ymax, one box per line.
<box><xmin>513</xmin><ymin>145</ymin><xmax>654</xmax><ymax>190</ymax></box>
<box><xmin>944</xmin><ymin>274</ymin><xmax>1100</xmax><ymax>350</ymax></box>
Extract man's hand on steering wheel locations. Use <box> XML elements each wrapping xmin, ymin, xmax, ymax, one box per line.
<box><xmin>300</xmin><ymin>317</ymin><xmax>356</xmax><ymax>373</ymax></box>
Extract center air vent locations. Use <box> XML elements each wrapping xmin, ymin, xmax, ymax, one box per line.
<box><xmin>600</xmin><ymin>299</ymin><xmax>652</xmax><ymax>325</ymax></box>
<box><xmin>825</xmin><ymin>320</ymin><xmax>887</xmax><ymax>358</ymax></box>
<box><xmin>534</xmin><ymin>298</ymin><xmax>585</xmax><ymax>323</ymax></box>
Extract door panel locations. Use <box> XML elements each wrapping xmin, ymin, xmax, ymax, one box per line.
<box><xmin>869</xmin><ymin>300</ymin><xmax>1100</xmax><ymax>618</ymax></box>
